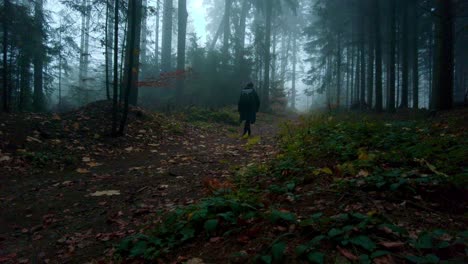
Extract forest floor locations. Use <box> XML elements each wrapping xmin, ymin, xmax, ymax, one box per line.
<box><xmin>0</xmin><ymin>102</ymin><xmax>283</xmax><ymax>263</ymax></box>
<box><xmin>0</xmin><ymin>103</ymin><xmax>467</xmax><ymax>264</ymax></box>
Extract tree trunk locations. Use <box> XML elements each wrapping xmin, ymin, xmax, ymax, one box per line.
<box><xmin>428</xmin><ymin>23</ymin><xmax>434</xmax><ymax>109</ymax></box>
<box><xmin>291</xmin><ymin>31</ymin><xmax>297</xmax><ymax>109</ymax></box>
<box><xmin>437</xmin><ymin>0</ymin><xmax>454</xmax><ymax>110</ymax></box>
<box><xmin>374</xmin><ymin>0</ymin><xmax>383</xmax><ymax>112</ymax></box>
<box><xmin>271</xmin><ymin>28</ymin><xmax>277</xmax><ymax>87</ymax></box>
<box><xmin>397</xmin><ymin>38</ymin><xmax>401</xmax><ymax>108</ymax></box>
<box><xmin>253</xmin><ymin>11</ymin><xmax>262</xmax><ymax>93</ymax></box>
<box><xmin>326</xmin><ymin>56</ymin><xmax>332</xmax><ymax>104</ymax></box>
<box><xmin>350</xmin><ymin>38</ymin><xmax>355</xmax><ymax>108</ymax></box>
<box><xmin>346</xmin><ymin>45</ymin><xmax>351</xmax><ymax>108</ymax></box>
<box><xmin>105</xmin><ymin>0</ymin><xmax>110</xmax><ymax>100</ymax></box>
<box><xmin>112</xmin><ymin>0</ymin><xmax>119</xmax><ymax>135</ymax></box>
<box><xmin>58</xmin><ymin>18</ymin><xmax>63</xmax><ymax>108</ymax></box>
<box><xmin>222</xmin><ymin>0</ymin><xmax>231</xmax><ymax>66</ymax></box>
<box><xmin>366</xmin><ymin>6</ymin><xmax>374</xmax><ymax>109</ymax></box>
<box><xmin>176</xmin><ymin>0</ymin><xmax>187</xmax><ymax>104</ymax></box>
<box><xmin>430</xmin><ymin>21</ymin><xmax>439</xmax><ymax>110</ymax></box>
<box><xmin>59</xmin><ymin>50</ymin><xmax>62</xmax><ymax>108</ymax></box>
<box><xmin>119</xmin><ymin>21</ymin><xmax>128</xmax><ymax>102</ymax></box>
<box><xmin>3</xmin><ymin>0</ymin><xmax>9</xmax><ymax>112</ymax></box>
<box><xmin>120</xmin><ymin>0</ymin><xmax>142</xmax><ymax>134</ymax></box>
<box><xmin>336</xmin><ymin>34</ymin><xmax>342</xmax><ymax>107</ymax></box>
<box><xmin>388</xmin><ymin>0</ymin><xmax>396</xmax><ymax>112</ymax></box>
<box><xmin>262</xmin><ymin>0</ymin><xmax>273</xmax><ymax>110</ymax></box>
<box><xmin>400</xmin><ymin>0</ymin><xmax>409</xmax><ymax>108</ymax></box>
<box><xmin>79</xmin><ymin>0</ymin><xmax>86</xmax><ymax>89</ymax></box>
<box><xmin>83</xmin><ymin>0</ymin><xmax>91</xmax><ymax>93</ymax></box>
<box><xmin>398</xmin><ymin>56</ymin><xmax>401</xmax><ymax>107</ymax></box>
<box><xmin>209</xmin><ymin>16</ymin><xmax>225</xmax><ymax>51</ymax></box>
<box><xmin>33</xmin><ymin>0</ymin><xmax>44</xmax><ymax>112</ymax></box>
<box><xmin>123</xmin><ymin>0</ymin><xmax>142</xmax><ymax>106</ymax></box>
<box><xmin>411</xmin><ymin>0</ymin><xmax>418</xmax><ymax>108</ymax></box>
<box><xmin>19</xmin><ymin>53</ymin><xmax>31</xmax><ymax>111</ymax></box>
<box><xmin>238</xmin><ymin>0</ymin><xmax>249</xmax><ymax>53</ymax></box>
<box><xmin>354</xmin><ymin>42</ymin><xmax>360</xmax><ymax>105</ymax></box>
<box><xmin>140</xmin><ymin>0</ymin><xmax>148</xmax><ymax>75</ymax></box>
<box><xmin>359</xmin><ymin>14</ymin><xmax>366</xmax><ymax>109</ymax></box>
<box><xmin>77</xmin><ymin>0</ymin><xmax>91</xmax><ymax>104</ymax></box>
<box><xmin>155</xmin><ymin>0</ymin><xmax>160</xmax><ymax>73</ymax></box>
<box><xmin>161</xmin><ymin>0</ymin><xmax>173</xmax><ymax>72</ymax></box>
<box><xmin>236</xmin><ymin>0</ymin><xmax>250</xmax><ymax>81</ymax></box>
<box><xmin>280</xmin><ymin>30</ymin><xmax>290</xmax><ymax>84</ymax></box>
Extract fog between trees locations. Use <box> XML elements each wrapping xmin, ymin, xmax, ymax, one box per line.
<box><xmin>1</xmin><ymin>0</ymin><xmax>467</xmax><ymax>116</ymax></box>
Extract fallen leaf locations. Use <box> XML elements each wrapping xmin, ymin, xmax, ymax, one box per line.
<box><xmin>374</xmin><ymin>255</ymin><xmax>396</xmax><ymax>264</ymax></box>
<box><xmin>87</xmin><ymin>162</ymin><xmax>102</xmax><ymax>167</ymax></box>
<box><xmin>0</xmin><ymin>253</ymin><xmax>17</xmax><ymax>262</ymax></box>
<box><xmin>68</xmin><ymin>245</ymin><xmax>75</xmax><ymax>253</ymax></box>
<box><xmin>26</xmin><ymin>136</ymin><xmax>42</xmax><ymax>143</ymax></box>
<box><xmin>416</xmin><ymin>158</ymin><xmax>448</xmax><ymax>177</ymax></box>
<box><xmin>89</xmin><ymin>190</ymin><xmax>120</xmax><ymax>196</ymax></box>
<box><xmin>30</xmin><ymin>225</ymin><xmax>43</xmax><ymax>232</ymax></box>
<box><xmin>378</xmin><ymin>241</ymin><xmax>405</xmax><ymax>248</ymax></box>
<box><xmin>158</xmin><ymin>185</ymin><xmax>169</xmax><ymax>190</ymax></box>
<box><xmin>186</xmin><ymin>258</ymin><xmax>204</xmax><ymax>264</ymax></box>
<box><xmin>357</xmin><ymin>169</ymin><xmax>370</xmax><ymax>177</ymax></box>
<box><xmin>237</xmin><ymin>235</ymin><xmax>250</xmax><ymax>244</ymax></box>
<box><xmin>0</xmin><ymin>155</ymin><xmax>11</xmax><ymax>162</ymax></box>
<box><xmin>76</xmin><ymin>168</ymin><xmax>90</xmax><ymax>174</ymax></box>
<box><xmin>82</xmin><ymin>157</ymin><xmax>91</xmax><ymax>162</ymax></box>
<box><xmin>51</xmin><ymin>139</ymin><xmax>61</xmax><ymax>144</ymax></box>
<box><xmin>76</xmin><ymin>242</ymin><xmax>86</xmax><ymax>248</ymax></box>
<box><xmin>337</xmin><ymin>246</ymin><xmax>358</xmax><ymax>261</ymax></box>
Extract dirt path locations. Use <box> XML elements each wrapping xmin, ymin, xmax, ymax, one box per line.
<box><xmin>0</xmin><ymin>114</ymin><xmax>282</xmax><ymax>263</ymax></box>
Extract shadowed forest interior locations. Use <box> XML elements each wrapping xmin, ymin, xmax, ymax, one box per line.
<box><xmin>0</xmin><ymin>0</ymin><xmax>467</xmax><ymax>263</ymax></box>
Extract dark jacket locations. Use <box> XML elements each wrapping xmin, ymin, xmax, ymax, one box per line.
<box><xmin>238</xmin><ymin>87</ymin><xmax>260</xmax><ymax>123</ymax></box>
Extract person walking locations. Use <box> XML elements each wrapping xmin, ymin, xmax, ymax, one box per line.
<box><xmin>238</xmin><ymin>82</ymin><xmax>260</xmax><ymax>137</ymax></box>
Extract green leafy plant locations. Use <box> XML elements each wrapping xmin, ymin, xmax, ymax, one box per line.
<box><xmin>183</xmin><ymin>107</ymin><xmax>239</xmax><ymax>126</ymax></box>
<box><xmin>117</xmin><ymin>196</ymin><xmax>261</xmax><ymax>260</ymax></box>
<box><xmin>296</xmin><ymin>212</ymin><xmax>406</xmax><ymax>263</ymax></box>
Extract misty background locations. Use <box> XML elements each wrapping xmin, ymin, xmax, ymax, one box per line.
<box><xmin>1</xmin><ymin>0</ymin><xmax>467</xmax><ymax>115</ymax></box>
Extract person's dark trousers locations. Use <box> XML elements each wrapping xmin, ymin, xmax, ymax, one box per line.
<box><xmin>243</xmin><ymin>120</ymin><xmax>251</xmax><ymax>136</ymax></box>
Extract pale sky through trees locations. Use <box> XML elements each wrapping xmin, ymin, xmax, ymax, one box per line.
<box><xmin>189</xmin><ymin>0</ymin><xmax>208</xmax><ymax>44</ymax></box>
<box><xmin>45</xmin><ymin>0</ymin><xmax>208</xmax><ymax>44</ymax></box>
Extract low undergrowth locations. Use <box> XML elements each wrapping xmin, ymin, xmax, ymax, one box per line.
<box><xmin>117</xmin><ymin>196</ymin><xmax>262</xmax><ymax>260</ymax></box>
<box><xmin>117</xmin><ymin>112</ymin><xmax>467</xmax><ymax>263</ymax></box>
<box><xmin>181</xmin><ymin>107</ymin><xmax>239</xmax><ymax>126</ymax></box>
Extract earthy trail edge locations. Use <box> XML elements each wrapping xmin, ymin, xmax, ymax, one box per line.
<box><xmin>0</xmin><ymin>111</ymin><xmax>284</xmax><ymax>263</ymax></box>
